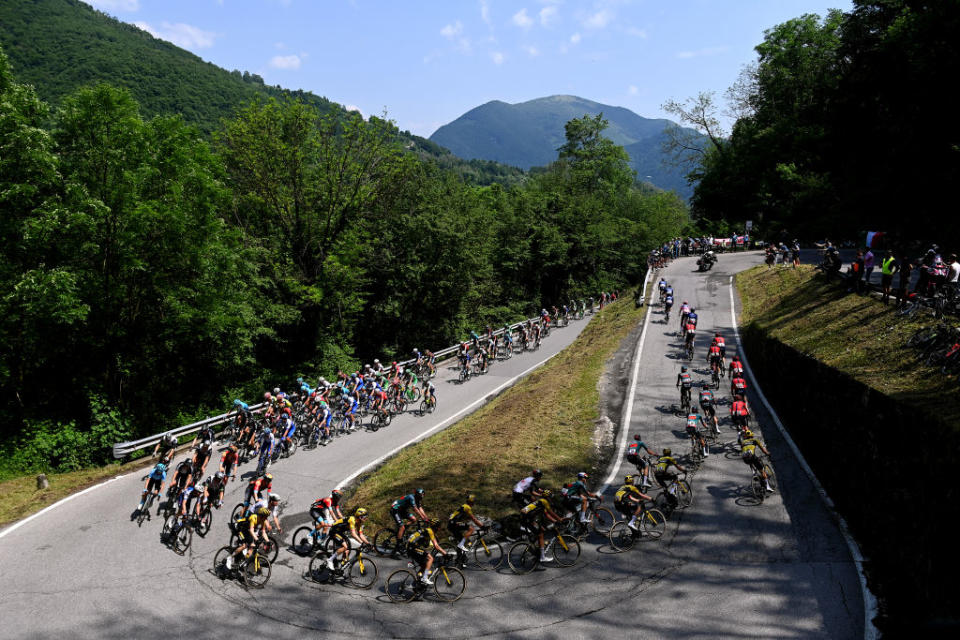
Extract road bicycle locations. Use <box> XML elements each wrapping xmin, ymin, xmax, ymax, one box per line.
<box><xmin>458</xmin><ymin>360</ymin><xmax>472</xmax><ymax>382</ymax></box>
<box><xmin>507</xmin><ymin>528</ymin><xmax>580</xmax><ymax>575</ymax></box>
<box><xmin>386</xmin><ymin>551</ymin><xmax>466</xmax><ymax>603</ymax></box>
<box><xmin>679</xmin><ymin>387</ymin><xmax>692</xmax><ymax>414</ymax></box>
<box><xmin>291</xmin><ymin>525</ymin><xmax>336</xmax><ymax>557</ymax></box>
<box><xmin>608</xmin><ymin>501</ymin><xmax>667</xmax><ymax>551</ymax></box>
<box><xmin>710</xmin><ymin>364</ymin><xmax>721</xmax><ymax>389</ymax></box>
<box><xmin>135</xmin><ymin>487</ymin><xmax>158</xmax><ymax>526</ymax></box>
<box><xmin>653</xmin><ymin>473</ymin><xmax>693</xmax><ymax>517</ymax></box>
<box><xmin>750</xmin><ymin>457</ymin><xmax>777</xmax><ymax>503</ymax></box>
<box><xmin>370</xmin><ymin>407</ymin><xmax>393</xmax><ymax>430</ymax></box>
<box><xmin>213</xmin><ymin>539</ymin><xmax>272</xmax><ymax>588</ymax></box>
<box><xmin>684</xmin><ymin>339</ymin><xmax>695</xmax><ymax>361</ymax></box>
<box><xmin>161</xmin><ymin>513</ymin><xmax>194</xmax><ymax>555</ymax></box>
<box><xmin>372</xmin><ymin>521</ymin><xmax>426</xmax><ymax>558</ymax></box>
<box><xmin>558</xmin><ymin>496</ymin><xmax>616</xmax><ymax>539</ymax></box>
<box><xmin>454</xmin><ymin>524</ymin><xmax>503</xmax><ymax>571</ymax></box>
<box><xmin>307</xmin><ymin>544</ymin><xmax>378</xmax><ymax>589</ymax></box>
<box><xmin>418</xmin><ymin>395</ymin><xmax>437</xmax><ymax>416</ymax></box>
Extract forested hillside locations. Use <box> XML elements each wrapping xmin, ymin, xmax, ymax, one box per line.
<box><xmin>0</xmin><ymin>46</ymin><xmax>688</xmax><ymax>477</ymax></box>
<box><xmin>0</xmin><ymin>0</ymin><xmax>527</xmax><ymax>187</ymax></box>
<box><xmin>686</xmin><ymin>1</ymin><xmax>960</xmax><ymax>242</ymax></box>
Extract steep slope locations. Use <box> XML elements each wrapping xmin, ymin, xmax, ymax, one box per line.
<box><xmin>0</xmin><ymin>0</ymin><xmax>526</xmax><ymax>186</ymax></box>
<box><xmin>430</xmin><ymin>95</ymin><xmax>698</xmax><ymax>196</ymax></box>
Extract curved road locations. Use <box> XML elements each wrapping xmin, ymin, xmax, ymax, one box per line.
<box><xmin>0</xmin><ymin>253</ymin><xmax>864</xmax><ymax>639</ymax></box>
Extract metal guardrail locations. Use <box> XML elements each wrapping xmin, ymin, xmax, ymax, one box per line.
<box><xmin>111</xmin><ymin>306</ymin><xmax>600</xmax><ymax>459</ymax></box>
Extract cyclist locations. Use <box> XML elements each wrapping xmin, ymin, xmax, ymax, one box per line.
<box><xmin>708</xmin><ymin>340</ymin><xmax>724</xmax><ymax>378</ymax></box>
<box><xmin>664</xmin><ymin>293</ymin><xmax>674</xmax><ymax>322</ymax></box>
<box><xmin>730</xmin><ymin>372</ymin><xmax>748</xmax><ymax>399</ymax></box>
<box><xmin>741</xmin><ymin>431</ymin><xmax>774</xmax><ymax>493</ymax></box>
<box><xmin>136</xmin><ymin>462</ymin><xmax>167</xmax><ymax>514</ymax></box>
<box><xmin>512</xmin><ymin>469</ymin><xmax>545</xmax><ymax>509</ymax></box>
<box><xmin>198</xmin><ymin>472</ymin><xmax>227</xmax><ymax>510</ymax></box>
<box><xmin>314</xmin><ymin>399</ymin><xmax>333</xmax><ymax>440</ymax></box>
<box><xmin>307</xmin><ymin>489</ymin><xmax>343</xmax><ymax>542</ymax></box>
<box><xmin>698</xmin><ymin>387</ymin><xmax>720</xmax><ymax>434</ymax></box>
<box><xmin>614</xmin><ymin>475</ymin><xmax>654</xmax><ymax>531</ymax></box>
<box><xmin>225</xmin><ymin>506</ymin><xmax>272</xmax><ymax>571</ymax></box>
<box><xmin>676</xmin><ymin>365</ymin><xmax>693</xmax><ymax>407</ymax></box>
<box><xmin>424</xmin><ymin>349</ymin><xmax>436</xmax><ymax>377</ymax></box>
<box><xmin>249</xmin><ymin>492</ymin><xmax>284</xmax><ymax>535</ymax></box>
<box><xmin>625</xmin><ymin>435</ymin><xmax>658</xmax><ymax>489</ymax></box>
<box><xmin>390</xmin><ymin>488</ymin><xmax>429</xmax><ymax>548</ymax></box>
<box><xmin>713</xmin><ymin>332</ymin><xmax>727</xmax><ymax>359</ymax></box>
<box><xmin>685</xmin><ymin>411</ymin><xmax>710</xmax><ymax>458</ymax></box>
<box><xmin>421</xmin><ymin>378</ymin><xmax>437</xmax><ymax>408</ymax></box>
<box><xmin>653</xmin><ymin>449</ymin><xmax>687</xmax><ymax>510</ymax></box>
<box><xmin>170</xmin><ymin>458</ymin><xmax>194</xmax><ymax>498</ymax></box>
<box><xmin>448</xmin><ymin>493</ymin><xmax>485</xmax><ymax>562</ymax></box>
<box><xmin>278</xmin><ymin>407</ymin><xmax>297</xmax><ymax>455</ymax></box>
<box><xmin>728</xmin><ymin>352</ymin><xmax>745</xmax><ymax>379</ymax></box>
<box><xmin>476</xmin><ymin>344</ymin><xmax>490</xmax><ymax>373</ymax></box>
<box><xmin>244</xmin><ymin>473</ymin><xmax>273</xmax><ymax>515</ymax></box>
<box><xmin>406</xmin><ymin>518</ymin><xmax>448</xmax><ymax>584</ymax></box>
<box><xmin>457</xmin><ymin>343</ymin><xmax>472</xmax><ymax>373</ymax></box>
<box><xmin>658</xmin><ymin>278</ymin><xmax>667</xmax><ymax>302</ymax></box>
<box><xmin>519</xmin><ymin>490</ymin><xmax>563</xmax><ymax>563</ymax></box>
<box><xmin>256</xmin><ymin>426</ymin><xmax>276</xmax><ymax>472</ymax></box>
<box><xmin>679</xmin><ymin>300</ymin><xmax>690</xmax><ymax>329</ymax></box>
<box><xmin>152</xmin><ymin>432</ymin><xmax>177</xmax><ymax>464</ymax></box>
<box><xmin>563</xmin><ymin>472</ymin><xmax>601</xmax><ymax>524</ymax></box>
<box><xmin>325</xmin><ymin>507</ymin><xmax>372</xmax><ymax>572</ymax></box>
<box><xmin>730</xmin><ymin>395</ymin><xmax>751</xmax><ymax>434</ymax></box>
<box><xmin>192</xmin><ymin>427</ymin><xmax>215</xmax><ymax>474</ymax></box>
<box><xmin>687</xmin><ymin>308</ymin><xmax>699</xmax><ymax>329</ymax></box>
<box><xmin>173</xmin><ymin>482</ymin><xmax>201</xmax><ymax>523</ymax></box>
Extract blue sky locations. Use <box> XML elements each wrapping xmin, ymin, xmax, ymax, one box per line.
<box><xmin>87</xmin><ymin>0</ymin><xmax>851</xmax><ymax>137</ymax></box>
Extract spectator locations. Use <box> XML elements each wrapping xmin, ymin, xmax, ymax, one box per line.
<box><xmin>947</xmin><ymin>254</ymin><xmax>960</xmax><ymax>295</ymax></box>
<box><xmin>897</xmin><ymin>255</ymin><xmax>914</xmax><ymax>308</ymax></box>
<box><xmin>880</xmin><ymin>250</ymin><xmax>898</xmax><ymax>305</ymax></box>
<box><xmin>915</xmin><ymin>249</ymin><xmax>936</xmax><ymax>295</ymax></box>
<box><xmin>864</xmin><ymin>247</ymin><xmax>875</xmax><ymax>287</ymax></box>
<box><xmin>848</xmin><ymin>250</ymin><xmax>865</xmax><ymax>294</ymax></box>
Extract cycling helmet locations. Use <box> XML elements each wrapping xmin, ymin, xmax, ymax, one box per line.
<box><xmin>269</xmin><ymin>493</ymin><xmax>280</xmax><ymax>502</ymax></box>
<box><xmin>743</xmin><ymin>430</ymin><xmax>753</xmax><ymax>438</ymax></box>
<box><xmin>263</xmin><ymin>392</ymin><xmax>272</xmax><ymax>401</ymax></box>
<box><xmin>273</xmin><ymin>387</ymin><xmax>280</xmax><ymax>395</ymax></box>
<box><xmin>374</xmin><ymin>359</ymin><xmax>380</xmax><ymax>364</ymax></box>
<box><xmin>633</xmin><ymin>434</ymin><xmax>642</xmax><ymax>441</ymax></box>
<box><xmin>415</xmin><ymin>488</ymin><xmax>425</xmax><ymax>495</ymax></box>
<box><xmin>663</xmin><ymin>448</ymin><xmax>672</xmax><ymax>456</ymax></box>
<box><xmin>229</xmin><ymin>443</ymin><xmax>238</xmax><ymax>452</ymax></box>
<box><xmin>624</xmin><ymin>474</ymin><xmax>634</xmax><ymax>485</ymax></box>
<box><xmin>331</xmin><ymin>488</ymin><xmax>342</xmax><ymax>498</ymax></box>
<box><xmin>715</xmin><ymin>332</ymin><xmax>720</xmax><ymax>337</ymax></box>
<box><xmin>577</xmin><ymin>472</ymin><xmax>589</xmax><ymax>479</ymax></box>
<box><xmin>355</xmin><ymin>507</ymin><xmax>368</xmax><ymax>517</ymax></box>
<box><xmin>216</xmin><ymin>471</ymin><xmax>225</xmax><ymax>480</ymax></box>
<box><xmin>262</xmin><ymin>426</ymin><xmax>272</xmax><ymax>435</ymax></box>
<box><xmin>263</xmin><ymin>473</ymin><xmax>273</xmax><ymax>482</ymax></box>
<box><xmin>429</xmin><ymin>518</ymin><xmax>441</xmax><ymax>528</ymax></box>
<box><xmin>541</xmin><ymin>489</ymin><xmax>553</xmax><ymax>497</ymax></box>
<box><xmin>683</xmin><ymin>300</ymin><xmax>688</xmax><ymax>304</ymax></box>
<box><xmin>690</xmin><ymin>308</ymin><xmax>696</xmax><ymax>313</ymax></box>
<box><xmin>466</xmin><ymin>493</ymin><xmax>476</xmax><ymax>504</ymax></box>
<box><xmin>256</xmin><ymin>507</ymin><xmax>271</xmax><ymax>517</ymax></box>
<box><xmin>532</xmin><ymin>469</ymin><xmax>543</xmax><ymax>479</ymax></box>
<box><xmin>155</xmin><ymin>463</ymin><xmax>167</xmax><ymax>472</ymax></box>
<box><xmin>681</xmin><ymin>366</ymin><xmax>688</xmax><ymax>372</ymax></box>
<box><xmin>413</xmin><ymin>348</ymin><xmax>420</xmax><ymax>354</ymax></box>
<box><xmin>205</xmin><ymin>476</ymin><xmax>213</xmax><ymax>484</ymax></box>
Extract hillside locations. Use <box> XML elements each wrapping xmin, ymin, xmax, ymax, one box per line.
<box><xmin>430</xmin><ymin>95</ymin><xmax>700</xmax><ymax>197</ymax></box>
<box><xmin>0</xmin><ymin>0</ymin><xmax>526</xmax><ymax>187</ymax></box>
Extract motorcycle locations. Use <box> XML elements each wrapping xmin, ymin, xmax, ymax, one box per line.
<box><xmin>697</xmin><ymin>251</ymin><xmax>717</xmax><ymax>272</ymax></box>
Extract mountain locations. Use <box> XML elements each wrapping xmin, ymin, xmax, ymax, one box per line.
<box><xmin>0</xmin><ymin>0</ymin><xmax>526</xmax><ymax>187</ymax></box>
<box><xmin>430</xmin><ymin>95</ymin><xmax>699</xmax><ymax>197</ymax></box>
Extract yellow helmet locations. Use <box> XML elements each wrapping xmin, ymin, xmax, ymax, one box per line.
<box><xmin>624</xmin><ymin>475</ymin><xmax>634</xmax><ymax>485</ymax></box>
<box><xmin>355</xmin><ymin>507</ymin><xmax>368</xmax><ymax>517</ymax></box>
<box><xmin>256</xmin><ymin>507</ymin><xmax>270</xmax><ymax>517</ymax></box>
<box><xmin>743</xmin><ymin>430</ymin><xmax>753</xmax><ymax>438</ymax></box>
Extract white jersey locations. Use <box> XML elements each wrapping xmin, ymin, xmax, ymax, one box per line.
<box><xmin>513</xmin><ymin>476</ymin><xmax>537</xmax><ymax>494</ymax></box>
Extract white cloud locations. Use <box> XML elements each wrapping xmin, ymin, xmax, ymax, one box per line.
<box><xmin>626</xmin><ymin>26</ymin><xmax>647</xmax><ymax>38</ymax></box>
<box><xmin>270</xmin><ymin>54</ymin><xmax>302</xmax><ymax>69</ymax></box>
<box><xmin>676</xmin><ymin>46</ymin><xmax>729</xmax><ymax>59</ymax></box>
<box><xmin>440</xmin><ymin>20</ymin><xmax>463</xmax><ymax>39</ymax></box>
<box><xmin>583</xmin><ymin>9</ymin><xmax>613</xmax><ymax>30</ymax></box>
<box><xmin>512</xmin><ymin>8</ymin><xmax>534</xmax><ymax>29</ymax></box>
<box><xmin>491</xmin><ymin>51</ymin><xmax>505</xmax><ymax>65</ymax></box>
<box><xmin>480</xmin><ymin>0</ymin><xmax>491</xmax><ymax>26</ymax></box>
<box><xmin>628</xmin><ymin>85</ymin><xmax>639</xmax><ymax>95</ymax></box>
<box><xmin>134</xmin><ymin>21</ymin><xmax>217</xmax><ymax>49</ymax></box>
<box><xmin>524</xmin><ymin>45</ymin><xmax>540</xmax><ymax>57</ymax></box>
<box><xmin>570</xmin><ymin>32</ymin><xmax>581</xmax><ymax>44</ymax></box>
<box><xmin>539</xmin><ymin>6</ymin><xmax>558</xmax><ymax>26</ymax></box>
<box><xmin>88</xmin><ymin>0</ymin><xmax>140</xmax><ymax>12</ymax></box>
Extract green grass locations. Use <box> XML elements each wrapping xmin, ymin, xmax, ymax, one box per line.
<box><xmin>345</xmin><ymin>297</ymin><xmax>647</xmax><ymax>532</ymax></box>
<box><xmin>736</xmin><ymin>265</ymin><xmax>960</xmax><ymax>425</ymax></box>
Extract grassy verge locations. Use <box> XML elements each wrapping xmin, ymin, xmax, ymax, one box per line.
<box><xmin>736</xmin><ymin>264</ymin><xmax>960</xmax><ymax>425</ymax></box>
<box><xmin>345</xmin><ymin>298</ymin><xmax>647</xmax><ymax>532</ymax></box>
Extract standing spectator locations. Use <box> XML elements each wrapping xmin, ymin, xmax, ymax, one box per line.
<box><xmin>897</xmin><ymin>255</ymin><xmax>914</xmax><ymax>308</ymax></box>
<box><xmin>880</xmin><ymin>250</ymin><xmax>898</xmax><ymax>305</ymax></box>
<box><xmin>915</xmin><ymin>249</ymin><xmax>936</xmax><ymax>295</ymax></box>
<box><xmin>673</xmin><ymin>238</ymin><xmax>681</xmax><ymax>258</ymax></box>
<box><xmin>791</xmin><ymin>239</ymin><xmax>801</xmax><ymax>268</ymax></box>
<box><xmin>848</xmin><ymin>250</ymin><xmax>865</xmax><ymax>294</ymax></box>
<box><xmin>947</xmin><ymin>254</ymin><xmax>960</xmax><ymax>296</ymax></box>
<box><xmin>863</xmin><ymin>247</ymin><xmax>875</xmax><ymax>289</ymax></box>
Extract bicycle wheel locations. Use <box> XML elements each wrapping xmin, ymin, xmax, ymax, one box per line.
<box><xmin>763</xmin><ymin>464</ymin><xmax>777</xmax><ymax>492</ymax></box>
<box><xmin>347</xmin><ymin>555</ymin><xmax>378</xmax><ymax>589</ymax></box>
<box><xmin>292</xmin><ymin>526</ymin><xmax>318</xmax><ymax>556</ymax></box>
<box><xmin>751</xmin><ymin>476</ymin><xmax>765</xmax><ymax>502</ymax></box>
<box><xmin>507</xmin><ymin>541</ymin><xmax>539</xmax><ymax>575</ymax></box>
<box><xmin>213</xmin><ymin>546</ymin><xmax>233</xmax><ymax>578</ymax></box>
<box><xmin>608</xmin><ymin>521</ymin><xmax>637</xmax><ymax>551</ymax></box>
<box><xmin>373</xmin><ymin>529</ymin><xmax>399</xmax><ymax>556</ymax></box>
<box><xmin>471</xmin><ymin>536</ymin><xmax>504</xmax><ymax>570</ymax></box>
<box><xmin>590</xmin><ymin>507</ymin><xmax>616</xmax><ymax>535</ymax></box>
<box><xmin>639</xmin><ymin>509</ymin><xmax>667</xmax><ymax>540</ymax></box>
<box><xmin>433</xmin><ymin>566</ymin><xmax>466</xmax><ymax>602</ymax></box>
<box><xmin>241</xmin><ymin>554</ymin><xmax>271</xmax><ymax>588</ymax></box>
<box><xmin>230</xmin><ymin>503</ymin><xmax>245</xmax><ymax>522</ymax></box>
<box><xmin>676</xmin><ymin>480</ymin><xmax>693</xmax><ymax>508</ymax></box>
<box><xmin>552</xmin><ymin>534</ymin><xmax>581</xmax><ymax>567</ymax></box>
<box><xmin>308</xmin><ymin>551</ymin><xmax>333</xmax><ymax>583</ymax></box>
<box><xmin>173</xmin><ymin>524</ymin><xmax>192</xmax><ymax>555</ymax></box>
<box><xmin>385</xmin><ymin>569</ymin><xmax>418</xmax><ymax>603</ymax></box>
<box><xmin>261</xmin><ymin>534</ymin><xmax>280</xmax><ymax>563</ymax></box>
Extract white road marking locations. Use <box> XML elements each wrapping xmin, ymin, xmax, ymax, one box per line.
<box><xmin>727</xmin><ymin>275</ymin><xmax>878</xmax><ymax>640</ymax></box>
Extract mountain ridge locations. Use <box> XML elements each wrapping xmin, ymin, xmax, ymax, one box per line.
<box><xmin>430</xmin><ymin>95</ymin><xmax>698</xmax><ymax>197</ymax></box>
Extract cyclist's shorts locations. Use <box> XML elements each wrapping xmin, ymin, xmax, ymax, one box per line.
<box><xmin>408</xmin><ymin>548</ymin><xmax>430</xmax><ymax>566</ymax></box>
<box><xmin>654</xmin><ymin>472</ymin><xmax>676</xmax><ymax>487</ymax></box>
<box><xmin>146</xmin><ymin>477</ymin><xmax>163</xmax><ymax>493</ymax></box>
<box><xmin>448</xmin><ymin>520</ymin><xmax>469</xmax><ymax>538</ymax></box>
<box><xmin>685</xmin><ymin>425</ymin><xmax>700</xmax><ymax>436</ymax></box>
<box><xmin>742</xmin><ymin>453</ymin><xmax>762</xmax><ymax>469</ymax></box>
<box><xmin>613</xmin><ymin>500</ymin><xmax>634</xmax><ymax>516</ymax></box>
<box><xmin>391</xmin><ymin>507</ymin><xmax>412</xmax><ymax>527</ymax></box>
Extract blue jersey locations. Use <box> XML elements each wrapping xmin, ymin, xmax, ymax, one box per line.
<box><xmin>392</xmin><ymin>494</ymin><xmax>418</xmax><ymax>510</ymax></box>
<box><xmin>149</xmin><ymin>466</ymin><xmax>167</xmax><ymax>481</ymax></box>
<box><xmin>565</xmin><ymin>480</ymin><xmax>589</xmax><ymax>498</ymax></box>
<box><xmin>687</xmin><ymin>312</ymin><xmax>698</xmax><ymax>326</ymax></box>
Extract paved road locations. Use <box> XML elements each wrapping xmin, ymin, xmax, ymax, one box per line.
<box><xmin>0</xmin><ymin>253</ymin><xmax>865</xmax><ymax>639</ymax></box>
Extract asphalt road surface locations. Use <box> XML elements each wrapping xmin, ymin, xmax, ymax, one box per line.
<box><xmin>0</xmin><ymin>252</ymin><xmax>865</xmax><ymax>639</ymax></box>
